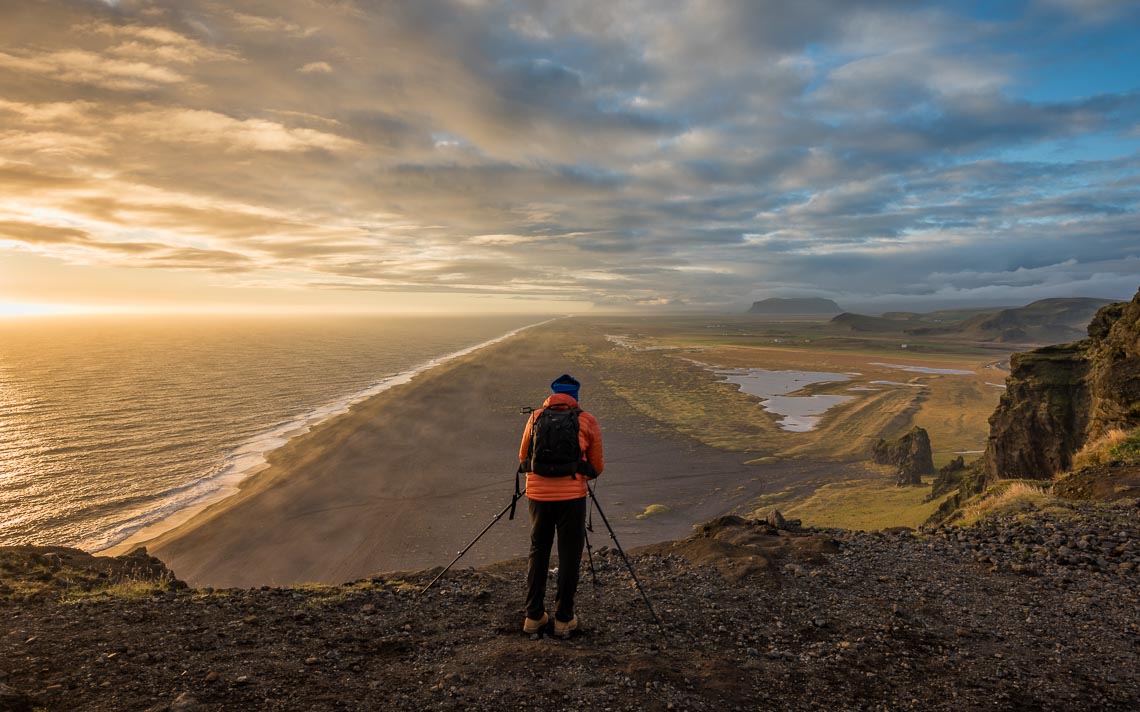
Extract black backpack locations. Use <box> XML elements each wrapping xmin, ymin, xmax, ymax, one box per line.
<box><xmin>525</xmin><ymin>407</ymin><xmax>582</xmax><ymax>477</ymax></box>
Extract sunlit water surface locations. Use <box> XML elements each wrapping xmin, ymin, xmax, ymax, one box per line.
<box><xmin>710</xmin><ymin>367</ymin><xmax>854</xmax><ymax>432</ymax></box>
<box><xmin>0</xmin><ymin>315</ymin><xmax>540</xmax><ymax>550</ymax></box>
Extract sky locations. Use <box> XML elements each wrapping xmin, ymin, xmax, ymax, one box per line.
<box><xmin>0</xmin><ymin>0</ymin><xmax>1137</xmax><ymax>315</ymax></box>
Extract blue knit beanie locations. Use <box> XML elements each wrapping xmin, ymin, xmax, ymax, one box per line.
<box><xmin>550</xmin><ymin>373</ymin><xmax>580</xmax><ymax>401</ymax></box>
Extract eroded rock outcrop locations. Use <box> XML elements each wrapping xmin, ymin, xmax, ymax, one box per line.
<box><xmin>928</xmin><ymin>456</ymin><xmax>967</xmax><ymax>500</ymax></box>
<box><xmin>982</xmin><ymin>287</ymin><xmax>1140</xmax><ymax>483</ymax></box>
<box><xmin>872</xmin><ymin>426</ymin><xmax>934</xmax><ymax>485</ymax></box>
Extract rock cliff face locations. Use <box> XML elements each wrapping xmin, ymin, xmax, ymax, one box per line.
<box><xmin>982</xmin><ymin>288</ymin><xmax>1140</xmax><ymax>483</ymax></box>
<box><xmin>872</xmin><ymin>426</ymin><xmax>934</xmax><ymax>485</ymax></box>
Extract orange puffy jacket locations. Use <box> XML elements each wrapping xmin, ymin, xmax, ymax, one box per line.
<box><xmin>519</xmin><ymin>393</ymin><xmax>604</xmax><ymax>501</ymax></box>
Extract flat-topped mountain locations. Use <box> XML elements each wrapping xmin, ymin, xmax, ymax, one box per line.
<box><xmin>747</xmin><ymin>297</ymin><xmax>842</xmax><ymax>315</ymax></box>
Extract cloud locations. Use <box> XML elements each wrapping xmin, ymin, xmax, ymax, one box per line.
<box><xmin>226</xmin><ymin>10</ymin><xmax>319</xmax><ymax>37</ymax></box>
<box><xmin>0</xmin><ymin>129</ymin><xmax>110</xmax><ymax>159</ymax></box>
<box><xmin>298</xmin><ymin>61</ymin><xmax>332</xmax><ymax>74</ymax></box>
<box><xmin>0</xmin><ymin>0</ymin><xmax>1136</xmax><ymax>311</ymax></box>
<box><xmin>93</xmin><ymin>23</ymin><xmax>237</xmax><ymax>64</ymax></box>
<box><xmin>0</xmin><ymin>99</ymin><xmax>96</xmax><ymax>123</ymax></box>
<box><xmin>0</xmin><ymin>49</ymin><xmax>187</xmax><ymax>90</ymax></box>
<box><xmin>0</xmin><ymin>216</ymin><xmax>257</xmax><ymax>273</ymax></box>
<box><xmin>0</xmin><ymin>220</ymin><xmax>90</xmax><ymax>245</ymax></box>
<box><xmin>111</xmin><ymin>108</ymin><xmax>357</xmax><ymax>152</ymax></box>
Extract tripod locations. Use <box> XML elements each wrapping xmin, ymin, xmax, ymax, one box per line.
<box><xmin>586</xmin><ymin>484</ymin><xmax>667</xmax><ymax>638</ymax></box>
<box><xmin>420</xmin><ymin>469</ymin><xmax>525</xmax><ymax>594</ymax></box>
<box><xmin>419</xmin><ymin>472</ymin><xmax>667</xmax><ymax>639</ymax></box>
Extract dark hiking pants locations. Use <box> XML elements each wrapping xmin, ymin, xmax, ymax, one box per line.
<box><xmin>526</xmin><ymin>496</ymin><xmax>587</xmax><ymax>623</ymax></box>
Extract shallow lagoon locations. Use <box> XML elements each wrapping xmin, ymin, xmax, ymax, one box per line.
<box><xmin>870</xmin><ymin>362</ymin><xmax>975</xmax><ymax>375</ymax></box>
<box><xmin>711</xmin><ymin>367</ymin><xmax>853</xmax><ymax>432</ymax></box>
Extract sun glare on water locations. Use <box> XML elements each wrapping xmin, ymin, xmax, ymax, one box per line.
<box><xmin>0</xmin><ymin>302</ymin><xmax>110</xmax><ymax>318</ymax></box>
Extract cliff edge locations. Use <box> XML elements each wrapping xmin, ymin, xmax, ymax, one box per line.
<box><xmin>983</xmin><ymin>287</ymin><xmax>1140</xmax><ymax>483</ymax></box>
<box><xmin>2</xmin><ymin>509</ymin><xmax>1138</xmax><ymax>711</ymax></box>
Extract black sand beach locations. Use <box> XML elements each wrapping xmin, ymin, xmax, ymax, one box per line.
<box><xmin>144</xmin><ymin>320</ymin><xmax>851</xmax><ymax>587</ymax></box>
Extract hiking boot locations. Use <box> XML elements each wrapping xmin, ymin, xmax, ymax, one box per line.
<box><xmin>553</xmin><ymin>615</ymin><xmax>578</xmax><ymax>639</ymax></box>
<box><xmin>523</xmin><ymin>612</ymin><xmax>548</xmax><ymax>634</ymax></box>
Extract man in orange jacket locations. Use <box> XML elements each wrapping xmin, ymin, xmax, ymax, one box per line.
<box><xmin>519</xmin><ymin>374</ymin><xmax>604</xmax><ymax>638</ymax></box>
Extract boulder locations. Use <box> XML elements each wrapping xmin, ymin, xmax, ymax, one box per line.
<box><xmin>765</xmin><ymin>509</ymin><xmax>787</xmax><ymax>529</ymax></box>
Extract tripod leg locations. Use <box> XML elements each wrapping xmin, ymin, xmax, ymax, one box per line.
<box><xmin>587</xmin><ymin>487</ymin><xmax>667</xmax><ymax>638</ymax></box>
<box><xmin>420</xmin><ymin>494</ymin><xmax>519</xmax><ymax>595</ymax></box>
<box><xmin>584</xmin><ymin>528</ymin><xmax>599</xmax><ymax>586</ymax></box>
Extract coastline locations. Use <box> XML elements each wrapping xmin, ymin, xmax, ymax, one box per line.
<box><xmin>138</xmin><ymin>319</ymin><xmax>845</xmax><ymax>588</ymax></box>
<box><xmin>99</xmin><ymin>317</ymin><xmax>558</xmax><ymax>557</ymax></box>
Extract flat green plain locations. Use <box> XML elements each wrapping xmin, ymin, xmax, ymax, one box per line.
<box><xmin>571</xmin><ymin>314</ymin><xmax>1011</xmax><ymax>530</ymax></box>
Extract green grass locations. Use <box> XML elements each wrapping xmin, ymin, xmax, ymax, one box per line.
<box><xmin>59</xmin><ymin>579</ymin><xmax>170</xmax><ymax>603</ymax></box>
<box><xmin>583</xmin><ymin>315</ymin><xmax>1000</xmax><ymax>464</ymax></box>
<box><xmin>780</xmin><ymin>475</ymin><xmax>943</xmax><ymax>531</ymax></box>
<box><xmin>585</xmin><ymin>313</ymin><xmax>1000</xmax><ymax>357</ymax></box>
<box><xmin>636</xmin><ymin>504</ymin><xmax>671</xmax><ymax>520</ymax></box>
<box><xmin>1110</xmin><ymin>429</ymin><xmax>1140</xmax><ymax>463</ymax></box>
<box><xmin>1072</xmin><ymin>428</ymin><xmax>1140</xmax><ymax>470</ymax></box>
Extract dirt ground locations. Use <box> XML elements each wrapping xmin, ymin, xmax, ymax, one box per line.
<box><xmin>2</xmin><ymin>501</ymin><xmax>1138</xmax><ymax>711</ymax></box>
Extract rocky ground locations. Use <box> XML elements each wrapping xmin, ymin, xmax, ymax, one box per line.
<box><xmin>1053</xmin><ymin>461</ymin><xmax>1140</xmax><ymax>502</ymax></box>
<box><xmin>2</xmin><ymin>500</ymin><xmax>1138</xmax><ymax>712</ymax></box>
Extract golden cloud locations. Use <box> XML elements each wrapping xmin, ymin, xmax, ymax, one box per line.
<box><xmin>0</xmin><ymin>49</ymin><xmax>187</xmax><ymax>91</ymax></box>
<box><xmin>0</xmin><ymin>219</ymin><xmax>90</xmax><ymax>245</ymax></box>
<box><xmin>298</xmin><ymin>61</ymin><xmax>333</xmax><ymax>74</ymax></box>
<box><xmin>111</xmin><ymin>108</ymin><xmax>357</xmax><ymax>152</ymax></box>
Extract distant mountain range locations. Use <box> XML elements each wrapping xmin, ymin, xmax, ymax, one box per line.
<box><xmin>831</xmin><ymin>297</ymin><xmax>1115</xmax><ymax>344</ymax></box>
<box><xmin>747</xmin><ymin>297</ymin><xmax>843</xmax><ymax>315</ymax></box>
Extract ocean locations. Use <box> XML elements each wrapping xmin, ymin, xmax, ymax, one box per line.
<box><xmin>0</xmin><ymin>314</ymin><xmax>544</xmax><ymax>551</ymax></box>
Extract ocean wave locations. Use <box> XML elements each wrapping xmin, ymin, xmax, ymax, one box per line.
<box><xmin>93</xmin><ymin>317</ymin><xmax>554</xmax><ymax>553</ymax></box>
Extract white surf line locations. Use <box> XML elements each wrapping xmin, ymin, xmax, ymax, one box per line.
<box><xmin>96</xmin><ymin>316</ymin><xmax>561</xmax><ymax>555</ymax></box>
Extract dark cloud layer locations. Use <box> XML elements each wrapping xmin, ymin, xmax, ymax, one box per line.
<box><xmin>0</xmin><ymin>0</ymin><xmax>1136</xmax><ymax>311</ymax></box>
